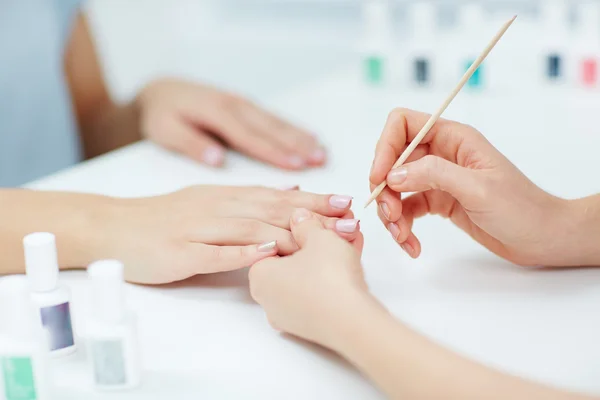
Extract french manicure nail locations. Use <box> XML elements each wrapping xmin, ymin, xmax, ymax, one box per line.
<box><xmin>329</xmin><ymin>195</ymin><xmax>353</xmax><ymax>209</ymax></box>
<box><xmin>379</xmin><ymin>202</ymin><xmax>391</xmax><ymax>221</ymax></box>
<box><xmin>288</xmin><ymin>155</ymin><xmax>305</xmax><ymax>169</ymax></box>
<box><xmin>401</xmin><ymin>242</ymin><xmax>414</xmax><ymax>256</ymax></box>
<box><xmin>388</xmin><ymin>223</ymin><xmax>401</xmax><ymax>242</ymax></box>
<box><xmin>292</xmin><ymin>208</ymin><xmax>312</xmax><ymax>223</ymax></box>
<box><xmin>257</xmin><ymin>240</ymin><xmax>278</xmax><ymax>252</ymax></box>
<box><xmin>203</xmin><ymin>147</ymin><xmax>225</xmax><ymax>166</ymax></box>
<box><xmin>336</xmin><ymin>219</ymin><xmax>359</xmax><ymax>233</ymax></box>
<box><xmin>388</xmin><ymin>168</ymin><xmax>408</xmax><ymax>185</ymax></box>
<box><xmin>309</xmin><ymin>148</ymin><xmax>326</xmax><ymax>163</ymax></box>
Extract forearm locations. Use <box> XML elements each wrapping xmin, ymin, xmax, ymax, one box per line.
<box><xmin>0</xmin><ymin>189</ymin><xmax>115</xmax><ymax>274</ymax></box>
<box><xmin>329</xmin><ymin>297</ymin><xmax>593</xmax><ymax>400</ymax></box>
<box><xmin>563</xmin><ymin>194</ymin><xmax>600</xmax><ymax>267</ymax></box>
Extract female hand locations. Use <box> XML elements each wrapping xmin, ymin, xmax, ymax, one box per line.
<box><xmin>249</xmin><ymin>208</ymin><xmax>376</xmax><ymax>349</ymax></box>
<box><xmin>97</xmin><ymin>186</ymin><xmax>358</xmax><ymax>285</ymax></box>
<box><xmin>137</xmin><ymin>78</ymin><xmax>326</xmax><ymax>170</ymax></box>
<box><xmin>369</xmin><ymin>108</ymin><xmax>575</xmax><ymax>267</ymax></box>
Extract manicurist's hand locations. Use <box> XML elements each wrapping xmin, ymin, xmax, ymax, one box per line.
<box><xmin>99</xmin><ymin>186</ymin><xmax>358</xmax><ymax>285</ymax></box>
<box><xmin>137</xmin><ymin>78</ymin><xmax>326</xmax><ymax>170</ymax></box>
<box><xmin>249</xmin><ymin>208</ymin><xmax>374</xmax><ymax>349</ymax></box>
<box><xmin>369</xmin><ymin>108</ymin><xmax>586</xmax><ymax>267</ymax></box>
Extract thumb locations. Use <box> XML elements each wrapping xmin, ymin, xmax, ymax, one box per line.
<box><xmin>289</xmin><ymin>208</ymin><xmax>327</xmax><ymax>248</ymax></box>
<box><xmin>386</xmin><ymin>155</ymin><xmax>482</xmax><ymax>205</ymax></box>
<box><xmin>167</xmin><ymin>118</ymin><xmax>227</xmax><ymax>167</ymax></box>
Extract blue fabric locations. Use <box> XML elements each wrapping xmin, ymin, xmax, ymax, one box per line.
<box><xmin>0</xmin><ymin>0</ymin><xmax>84</xmax><ymax>187</ymax></box>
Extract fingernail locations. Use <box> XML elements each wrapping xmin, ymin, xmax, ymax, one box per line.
<box><xmin>388</xmin><ymin>223</ymin><xmax>401</xmax><ymax>242</ymax></box>
<box><xmin>203</xmin><ymin>147</ymin><xmax>225</xmax><ymax>166</ymax></box>
<box><xmin>388</xmin><ymin>168</ymin><xmax>408</xmax><ymax>185</ymax></box>
<box><xmin>288</xmin><ymin>155</ymin><xmax>306</xmax><ymax>169</ymax></box>
<box><xmin>401</xmin><ymin>241</ymin><xmax>414</xmax><ymax>256</ymax></box>
<box><xmin>257</xmin><ymin>240</ymin><xmax>278</xmax><ymax>252</ymax></box>
<box><xmin>292</xmin><ymin>208</ymin><xmax>312</xmax><ymax>223</ymax></box>
<box><xmin>336</xmin><ymin>219</ymin><xmax>359</xmax><ymax>233</ymax></box>
<box><xmin>309</xmin><ymin>148</ymin><xmax>326</xmax><ymax>163</ymax></box>
<box><xmin>329</xmin><ymin>195</ymin><xmax>353</xmax><ymax>209</ymax></box>
<box><xmin>379</xmin><ymin>202</ymin><xmax>391</xmax><ymax>221</ymax></box>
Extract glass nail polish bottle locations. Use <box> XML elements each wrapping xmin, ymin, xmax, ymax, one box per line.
<box><xmin>0</xmin><ymin>276</ymin><xmax>52</xmax><ymax>400</ymax></box>
<box><xmin>540</xmin><ymin>0</ymin><xmax>569</xmax><ymax>84</ymax></box>
<box><xmin>408</xmin><ymin>2</ymin><xmax>436</xmax><ymax>87</ymax></box>
<box><xmin>573</xmin><ymin>1</ymin><xmax>600</xmax><ymax>88</ymax></box>
<box><xmin>86</xmin><ymin>260</ymin><xmax>141</xmax><ymax>391</ymax></box>
<box><xmin>361</xmin><ymin>0</ymin><xmax>392</xmax><ymax>86</ymax></box>
<box><xmin>24</xmin><ymin>233</ymin><xmax>77</xmax><ymax>357</ymax></box>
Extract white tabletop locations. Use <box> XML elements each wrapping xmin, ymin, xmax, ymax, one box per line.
<box><xmin>26</xmin><ymin>60</ymin><xmax>600</xmax><ymax>399</ymax></box>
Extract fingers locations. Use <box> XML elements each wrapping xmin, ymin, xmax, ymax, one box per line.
<box><xmin>316</xmin><ymin>215</ymin><xmax>361</xmax><ymax>241</ymax></box>
<box><xmin>289</xmin><ymin>208</ymin><xmax>330</xmax><ymax>248</ymax></box>
<box><xmin>233</xmin><ymin>101</ymin><xmax>327</xmax><ymax>167</ymax></box>
<box><xmin>192</xmin><ymin>241</ymin><xmax>280</xmax><ymax>273</ymax></box>
<box><xmin>152</xmin><ymin>117</ymin><xmax>227</xmax><ymax>167</ymax></box>
<box><xmin>386</xmin><ymin>155</ymin><xmax>483</xmax><ymax>207</ymax></box>
<box><xmin>369</xmin><ymin>107</ymin><xmax>477</xmax><ymax>186</ymax></box>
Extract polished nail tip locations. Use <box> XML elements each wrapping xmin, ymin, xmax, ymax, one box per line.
<box><xmin>336</xmin><ymin>219</ymin><xmax>359</xmax><ymax>233</ymax></box>
<box><xmin>388</xmin><ymin>168</ymin><xmax>408</xmax><ymax>183</ymax></box>
<box><xmin>309</xmin><ymin>148</ymin><xmax>326</xmax><ymax>162</ymax></box>
<box><xmin>258</xmin><ymin>240</ymin><xmax>278</xmax><ymax>252</ymax></box>
<box><xmin>379</xmin><ymin>202</ymin><xmax>391</xmax><ymax>220</ymax></box>
<box><xmin>292</xmin><ymin>208</ymin><xmax>312</xmax><ymax>223</ymax></box>
<box><xmin>288</xmin><ymin>156</ymin><xmax>306</xmax><ymax>168</ymax></box>
<box><xmin>329</xmin><ymin>195</ymin><xmax>353</xmax><ymax>209</ymax></box>
<box><xmin>203</xmin><ymin>147</ymin><xmax>225</xmax><ymax>166</ymax></box>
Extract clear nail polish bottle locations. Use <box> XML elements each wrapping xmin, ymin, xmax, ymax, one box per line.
<box><xmin>23</xmin><ymin>233</ymin><xmax>77</xmax><ymax>357</ymax></box>
<box><xmin>540</xmin><ymin>0</ymin><xmax>569</xmax><ymax>84</ymax></box>
<box><xmin>86</xmin><ymin>260</ymin><xmax>141</xmax><ymax>391</ymax></box>
<box><xmin>573</xmin><ymin>1</ymin><xmax>600</xmax><ymax>88</ymax></box>
<box><xmin>0</xmin><ymin>276</ymin><xmax>52</xmax><ymax>400</ymax></box>
<box><xmin>408</xmin><ymin>1</ymin><xmax>436</xmax><ymax>88</ymax></box>
<box><xmin>360</xmin><ymin>0</ymin><xmax>392</xmax><ymax>86</ymax></box>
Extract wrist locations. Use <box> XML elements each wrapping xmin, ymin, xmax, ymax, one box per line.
<box><xmin>560</xmin><ymin>196</ymin><xmax>600</xmax><ymax>267</ymax></box>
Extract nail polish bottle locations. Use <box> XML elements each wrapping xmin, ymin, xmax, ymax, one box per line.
<box><xmin>86</xmin><ymin>260</ymin><xmax>141</xmax><ymax>391</ymax></box>
<box><xmin>0</xmin><ymin>276</ymin><xmax>52</xmax><ymax>400</ymax></box>
<box><xmin>24</xmin><ymin>233</ymin><xmax>77</xmax><ymax>357</ymax></box>
<box><xmin>540</xmin><ymin>0</ymin><xmax>569</xmax><ymax>84</ymax></box>
<box><xmin>458</xmin><ymin>3</ymin><xmax>488</xmax><ymax>90</ymax></box>
<box><xmin>573</xmin><ymin>1</ymin><xmax>600</xmax><ymax>88</ymax></box>
<box><xmin>360</xmin><ymin>0</ymin><xmax>392</xmax><ymax>86</ymax></box>
<box><xmin>408</xmin><ymin>1</ymin><xmax>436</xmax><ymax>87</ymax></box>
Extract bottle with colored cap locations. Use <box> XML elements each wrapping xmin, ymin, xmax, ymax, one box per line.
<box><xmin>86</xmin><ymin>260</ymin><xmax>141</xmax><ymax>391</ymax></box>
<box><xmin>573</xmin><ymin>1</ymin><xmax>600</xmax><ymax>88</ymax></box>
<box><xmin>458</xmin><ymin>3</ymin><xmax>489</xmax><ymax>89</ymax></box>
<box><xmin>360</xmin><ymin>0</ymin><xmax>393</xmax><ymax>86</ymax></box>
<box><xmin>24</xmin><ymin>232</ymin><xmax>76</xmax><ymax>357</ymax></box>
<box><xmin>408</xmin><ymin>1</ymin><xmax>437</xmax><ymax>87</ymax></box>
<box><xmin>0</xmin><ymin>276</ymin><xmax>52</xmax><ymax>400</ymax></box>
<box><xmin>540</xmin><ymin>0</ymin><xmax>569</xmax><ymax>83</ymax></box>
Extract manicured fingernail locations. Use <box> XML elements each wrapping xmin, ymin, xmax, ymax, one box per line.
<box><xmin>288</xmin><ymin>155</ymin><xmax>305</xmax><ymax>168</ymax></box>
<box><xmin>292</xmin><ymin>208</ymin><xmax>312</xmax><ymax>223</ymax></box>
<box><xmin>329</xmin><ymin>195</ymin><xmax>353</xmax><ymax>209</ymax></box>
<box><xmin>203</xmin><ymin>147</ymin><xmax>225</xmax><ymax>166</ymax></box>
<box><xmin>388</xmin><ymin>168</ymin><xmax>408</xmax><ymax>185</ymax></box>
<box><xmin>309</xmin><ymin>148</ymin><xmax>326</xmax><ymax>163</ymax></box>
<box><xmin>336</xmin><ymin>219</ymin><xmax>359</xmax><ymax>233</ymax></box>
<box><xmin>379</xmin><ymin>202</ymin><xmax>391</xmax><ymax>221</ymax></box>
<box><xmin>401</xmin><ymin>242</ymin><xmax>414</xmax><ymax>256</ymax></box>
<box><xmin>257</xmin><ymin>240</ymin><xmax>278</xmax><ymax>252</ymax></box>
<box><xmin>388</xmin><ymin>223</ymin><xmax>401</xmax><ymax>242</ymax></box>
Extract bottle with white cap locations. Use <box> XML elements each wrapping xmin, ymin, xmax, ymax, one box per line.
<box><xmin>571</xmin><ymin>1</ymin><xmax>600</xmax><ymax>88</ymax></box>
<box><xmin>407</xmin><ymin>1</ymin><xmax>437</xmax><ymax>87</ymax></box>
<box><xmin>360</xmin><ymin>0</ymin><xmax>393</xmax><ymax>86</ymax></box>
<box><xmin>0</xmin><ymin>276</ymin><xmax>52</xmax><ymax>400</ymax></box>
<box><xmin>23</xmin><ymin>232</ymin><xmax>76</xmax><ymax>357</ymax></box>
<box><xmin>86</xmin><ymin>260</ymin><xmax>141</xmax><ymax>391</ymax></box>
<box><xmin>540</xmin><ymin>0</ymin><xmax>570</xmax><ymax>84</ymax></box>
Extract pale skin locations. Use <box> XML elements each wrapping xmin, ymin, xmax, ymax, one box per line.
<box><xmin>249</xmin><ymin>109</ymin><xmax>600</xmax><ymax>400</ymax></box>
<box><xmin>0</xmin><ymin>10</ymin><xmax>344</xmax><ymax>282</ymax></box>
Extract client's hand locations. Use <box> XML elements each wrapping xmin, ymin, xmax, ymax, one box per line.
<box><xmin>249</xmin><ymin>208</ymin><xmax>375</xmax><ymax>349</ymax></box>
<box><xmin>369</xmin><ymin>108</ymin><xmax>573</xmax><ymax>267</ymax></box>
<box><xmin>100</xmin><ymin>186</ymin><xmax>357</xmax><ymax>284</ymax></box>
<box><xmin>137</xmin><ymin>78</ymin><xmax>326</xmax><ymax>170</ymax></box>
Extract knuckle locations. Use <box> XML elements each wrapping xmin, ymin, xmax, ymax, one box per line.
<box><xmin>236</xmin><ymin>219</ymin><xmax>263</xmax><ymax>239</ymax></box>
<box><xmin>264</xmin><ymin>198</ymin><xmax>290</xmax><ymax>222</ymax></box>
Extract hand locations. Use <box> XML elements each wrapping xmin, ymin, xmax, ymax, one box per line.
<box><xmin>97</xmin><ymin>186</ymin><xmax>359</xmax><ymax>285</ymax></box>
<box><xmin>137</xmin><ymin>78</ymin><xmax>326</xmax><ymax>170</ymax></box>
<box><xmin>249</xmin><ymin>208</ymin><xmax>376</xmax><ymax>349</ymax></box>
<box><xmin>369</xmin><ymin>108</ymin><xmax>572</xmax><ymax>267</ymax></box>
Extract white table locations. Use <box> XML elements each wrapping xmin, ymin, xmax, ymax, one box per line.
<box><xmin>26</xmin><ymin>58</ymin><xmax>600</xmax><ymax>399</ymax></box>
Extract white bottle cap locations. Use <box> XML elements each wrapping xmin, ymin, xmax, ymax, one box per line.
<box><xmin>363</xmin><ymin>0</ymin><xmax>392</xmax><ymax>43</ymax></box>
<box><xmin>410</xmin><ymin>1</ymin><xmax>436</xmax><ymax>41</ymax></box>
<box><xmin>23</xmin><ymin>232</ymin><xmax>59</xmax><ymax>293</ymax></box>
<box><xmin>459</xmin><ymin>2</ymin><xmax>485</xmax><ymax>31</ymax></box>
<box><xmin>88</xmin><ymin>260</ymin><xmax>125</xmax><ymax>324</ymax></box>
<box><xmin>0</xmin><ymin>276</ymin><xmax>41</xmax><ymax>340</ymax></box>
<box><xmin>578</xmin><ymin>2</ymin><xmax>600</xmax><ymax>37</ymax></box>
<box><xmin>542</xmin><ymin>0</ymin><xmax>568</xmax><ymax>28</ymax></box>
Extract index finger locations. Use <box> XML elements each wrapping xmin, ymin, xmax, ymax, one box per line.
<box><xmin>369</xmin><ymin>108</ymin><xmax>459</xmax><ymax>186</ymax></box>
